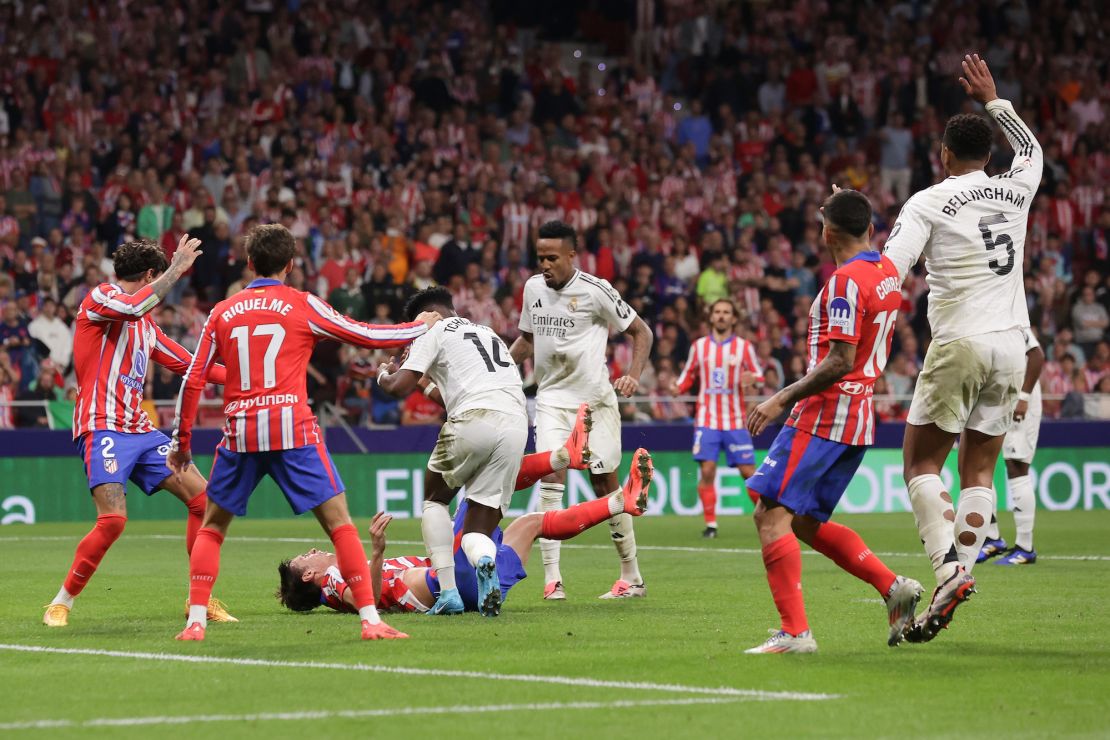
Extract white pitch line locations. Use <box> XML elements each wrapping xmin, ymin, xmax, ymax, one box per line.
<box><xmin>4</xmin><ymin>533</ymin><xmax>1110</xmax><ymax>561</ymax></box>
<box><xmin>0</xmin><ymin>644</ymin><xmax>839</xmax><ymax>702</ymax></box>
<box><xmin>0</xmin><ymin>698</ymin><xmax>741</xmax><ymax>731</ymax></box>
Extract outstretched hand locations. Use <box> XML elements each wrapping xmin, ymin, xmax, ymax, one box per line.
<box><xmin>959</xmin><ymin>53</ymin><xmax>998</xmax><ymax>104</ymax></box>
<box><xmin>368</xmin><ymin>511</ymin><xmax>392</xmax><ymax>557</ymax></box>
<box><xmin>171</xmin><ymin>233</ymin><xmax>203</xmax><ymax>271</ymax></box>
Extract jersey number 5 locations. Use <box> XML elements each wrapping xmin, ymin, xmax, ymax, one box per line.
<box><xmin>465</xmin><ymin>331</ymin><xmax>511</xmax><ymax>372</ymax></box>
<box><xmin>229</xmin><ymin>324</ymin><xmax>287</xmax><ymax>391</ymax></box>
<box><xmin>979</xmin><ymin>213</ymin><xmax>1016</xmax><ymax>276</ymax></box>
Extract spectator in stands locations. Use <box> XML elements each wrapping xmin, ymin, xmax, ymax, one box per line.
<box><xmin>329</xmin><ymin>267</ymin><xmax>368</xmax><ymax>321</ymax></box>
<box><xmin>1073</xmin><ymin>286</ymin><xmax>1109</xmax><ymax>355</ymax></box>
<box><xmin>400</xmin><ymin>390</ymin><xmax>445</xmax><ymax>426</ymax></box>
<box><xmin>27</xmin><ymin>298</ymin><xmax>71</xmax><ymax>371</ymax></box>
<box><xmin>16</xmin><ymin>359</ymin><xmax>64</xmax><ymax>428</ymax></box>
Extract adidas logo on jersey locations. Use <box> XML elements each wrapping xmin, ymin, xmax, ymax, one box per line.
<box><xmin>531</xmin><ymin>299</ymin><xmax>542</xmax><ymax>309</ymax></box>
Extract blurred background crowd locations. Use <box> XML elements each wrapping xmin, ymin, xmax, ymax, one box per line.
<box><xmin>0</xmin><ymin>0</ymin><xmax>1107</xmax><ymax>429</ymax></box>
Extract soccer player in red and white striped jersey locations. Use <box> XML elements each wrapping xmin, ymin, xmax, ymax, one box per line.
<box><xmin>169</xmin><ymin>224</ymin><xmax>441</xmax><ymax>642</ymax></box>
<box><xmin>43</xmin><ymin>236</ymin><xmax>237</xmax><ymax>628</ymax></box>
<box><xmin>743</xmin><ymin>189</ymin><xmax>921</xmax><ymax>654</ymax></box>
<box><xmin>672</xmin><ymin>299</ymin><xmax>763</xmax><ymax>537</ymax></box>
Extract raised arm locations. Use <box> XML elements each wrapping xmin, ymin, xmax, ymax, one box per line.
<box><xmin>882</xmin><ymin>197</ymin><xmax>931</xmax><ymax>282</ymax></box>
<box><xmin>305</xmin><ymin>294</ymin><xmax>438</xmax><ymax>350</ymax></box>
<box><xmin>85</xmin><ymin>235</ymin><xmax>203</xmax><ymax>322</ymax></box>
<box><xmin>168</xmin><ymin>313</ymin><xmax>220</xmax><ymax>471</ymax></box>
<box><xmin>151</xmin><ymin>323</ymin><xmax>227</xmax><ymax>385</ymax></box>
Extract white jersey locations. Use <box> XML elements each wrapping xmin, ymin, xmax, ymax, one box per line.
<box><xmin>401</xmin><ymin>316</ymin><xmax>526</xmax><ymax>417</ymax></box>
<box><xmin>884</xmin><ymin>98</ymin><xmax>1042</xmax><ymax>345</ymax></box>
<box><xmin>520</xmin><ymin>270</ymin><xmax>637</xmax><ymax>408</ymax></box>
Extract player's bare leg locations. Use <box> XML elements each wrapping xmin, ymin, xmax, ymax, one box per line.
<box><xmin>313</xmin><ymin>494</ymin><xmax>407</xmax><ymax>639</ymax></box>
<box><xmin>745</xmin><ymin>499</ymin><xmax>816</xmax><ymax>654</ymax></box>
<box><xmin>160</xmin><ymin>467</ymin><xmax>237</xmax><ymax>623</ymax></box>
<box><xmin>177</xmin><ymin>499</ymin><xmax>235</xmax><ymax>642</ymax></box>
<box><xmin>422</xmin><ymin>470</ymin><xmax>466</xmax><ymax>615</ymax></box>
<box><xmin>697</xmin><ymin>459</ymin><xmax>718</xmax><ymax>538</ymax></box>
<box><xmin>595</xmin><ymin>454</ymin><xmax>650</xmax><ymax>599</ymax></box>
<box><xmin>44</xmin><ymin>483</ymin><xmax>128</xmax><ymax>627</ymax></box>
<box><xmin>792</xmin><ymin>515</ymin><xmax>922</xmax><ymax>647</ymax></box>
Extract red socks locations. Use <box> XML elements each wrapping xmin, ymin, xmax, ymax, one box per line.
<box><xmin>185</xmin><ymin>492</ymin><xmax>206</xmax><ymax>555</ymax></box>
<box><xmin>540</xmin><ymin>497</ymin><xmax>612</xmax><ymax>540</ymax></box>
<box><xmin>330</xmin><ymin>523</ymin><xmax>376</xmax><ymax>609</ymax></box>
<box><xmin>810</xmin><ymin>521</ymin><xmax>897</xmax><ymax>596</ymax></box>
<box><xmin>762</xmin><ymin>533</ymin><xmax>808</xmax><ymax>636</ymax></box>
<box><xmin>63</xmin><ymin>514</ymin><xmax>127</xmax><ymax>596</ymax></box>
<box><xmin>697</xmin><ymin>484</ymin><xmax>716</xmax><ymax>526</ymax></box>
<box><xmin>188</xmin><ymin>528</ymin><xmax>224</xmax><ymax>607</ymax></box>
<box><xmin>515</xmin><ymin>452</ymin><xmax>555</xmax><ymax>491</ymax></box>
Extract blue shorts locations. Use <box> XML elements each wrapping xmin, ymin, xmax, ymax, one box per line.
<box><xmin>207</xmin><ymin>443</ymin><xmax>345</xmax><ymax>517</ymax></box>
<box><xmin>745</xmin><ymin>426</ymin><xmax>866</xmax><ymax>522</ymax></box>
<box><xmin>77</xmin><ymin>430</ymin><xmax>173</xmax><ymax>495</ymax></box>
<box><xmin>425</xmin><ymin>500</ymin><xmax>528</xmax><ymax>611</ymax></box>
<box><xmin>693</xmin><ymin>427</ymin><xmax>755</xmax><ymax>466</ymax></box>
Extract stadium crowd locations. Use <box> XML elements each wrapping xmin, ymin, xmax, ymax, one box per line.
<box><xmin>0</xmin><ymin>0</ymin><xmax>1107</xmax><ymax>429</ymax></box>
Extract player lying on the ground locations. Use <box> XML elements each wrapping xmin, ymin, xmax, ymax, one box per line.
<box><xmin>743</xmin><ymin>188</ymin><xmax>923</xmax><ymax>655</ymax></box>
<box><xmin>43</xmin><ymin>236</ymin><xmax>236</xmax><ymax>628</ymax></box>
<box><xmin>979</xmin><ymin>327</ymin><xmax>1044</xmax><ymax>566</ymax></box>
<box><xmin>277</xmin><ymin>449</ymin><xmax>654</xmax><ymax>615</ymax></box>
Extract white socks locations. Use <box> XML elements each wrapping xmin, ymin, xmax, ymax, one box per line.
<box><xmin>460</xmin><ymin>532</ymin><xmax>498</xmax><ymax>567</ymax></box>
<box><xmin>986</xmin><ymin>511</ymin><xmax>1001</xmax><ymax>540</ymax></box>
<box><xmin>608</xmin><ymin>488</ymin><xmax>642</xmax><ymax>584</ymax></box>
<box><xmin>422</xmin><ymin>500</ymin><xmax>456</xmax><ymax>591</ymax></box>
<box><xmin>908</xmin><ymin>474</ymin><xmax>958</xmax><ymax>584</ymax></box>
<box><xmin>550</xmin><ymin>448</ymin><xmax>570</xmax><ymax>471</ymax></box>
<box><xmin>52</xmin><ymin>587</ymin><xmax>75</xmax><ymax>609</ymax></box>
<box><xmin>955</xmin><ymin>486</ymin><xmax>995</xmax><ymax>571</ymax></box>
<box><xmin>538</xmin><ymin>483</ymin><xmax>565</xmax><ymax>584</ymax></box>
<box><xmin>358</xmin><ymin>605</ymin><xmax>382</xmax><ymax>625</ymax></box>
<box><xmin>1009</xmin><ymin>474</ymin><xmax>1036</xmax><ymax>550</ymax></box>
<box><xmin>187</xmin><ymin>604</ymin><xmax>207</xmax><ymax>628</ymax></box>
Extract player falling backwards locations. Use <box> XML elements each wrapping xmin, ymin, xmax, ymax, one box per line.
<box><xmin>743</xmin><ymin>188</ymin><xmax>923</xmax><ymax>654</ymax></box>
<box><xmin>169</xmin><ymin>224</ymin><xmax>440</xmax><ymax>641</ymax></box>
<box><xmin>376</xmin><ymin>286</ymin><xmax>531</xmax><ymax>617</ymax></box>
<box><xmin>277</xmin><ymin>434</ymin><xmax>655</xmax><ymax>616</ymax></box>
<box><xmin>510</xmin><ymin>220</ymin><xmax>655</xmax><ymax>601</ymax></box>
<box><xmin>43</xmin><ymin>236</ymin><xmax>236</xmax><ymax>628</ymax></box>
<box><xmin>884</xmin><ymin>54</ymin><xmax>1043</xmax><ymax>642</ymax></box>
<box><xmin>979</xmin><ymin>328</ymin><xmax>1044</xmax><ymax>566</ymax></box>
<box><xmin>671</xmin><ymin>298</ymin><xmax>764</xmax><ymax>538</ymax></box>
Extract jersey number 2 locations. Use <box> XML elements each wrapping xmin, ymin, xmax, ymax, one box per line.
<box><xmin>465</xmin><ymin>332</ymin><xmax>511</xmax><ymax>372</ymax></box>
<box><xmin>229</xmin><ymin>324</ymin><xmax>287</xmax><ymax>391</ymax></box>
<box><xmin>979</xmin><ymin>213</ymin><xmax>1016</xmax><ymax>276</ymax></box>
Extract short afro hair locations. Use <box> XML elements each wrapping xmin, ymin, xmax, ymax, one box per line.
<box><xmin>404</xmin><ymin>285</ymin><xmax>454</xmax><ymax>322</ymax></box>
<box><xmin>821</xmin><ymin>189</ymin><xmax>873</xmax><ymax>238</ymax></box>
<box><xmin>246</xmin><ymin>223</ymin><xmax>297</xmax><ymax>278</ymax></box>
<box><xmin>276</xmin><ymin>560</ymin><xmax>323</xmax><ymax>613</ymax></box>
<box><xmin>943</xmin><ymin>113</ymin><xmax>993</xmax><ymax>161</ymax></box>
<box><xmin>113</xmin><ymin>240</ymin><xmax>169</xmax><ymax>281</ymax></box>
<box><xmin>537</xmin><ymin>219</ymin><xmax>577</xmax><ymax>248</ymax></box>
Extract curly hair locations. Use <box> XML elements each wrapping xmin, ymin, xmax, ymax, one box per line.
<box><xmin>404</xmin><ymin>285</ymin><xmax>455</xmax><ymax>322</ymax></box>
<box><xmin>276</xmin><ymin>559</ymin><xmax>324</xmax><ymax>612</ymax></box>
<box><xmin>246</xmin><ymin>223</ymin><xmax>297</xmax><ymax>278</ymax></box>
<box><xmin>112</xmin><ymin>240</ymin><xmax>169</xmax><ymax>281</ymax></box>
<box><xmin>943</xmin><ymin>113</ymin><xmax>993</xmax><ymax>162</ymax></box>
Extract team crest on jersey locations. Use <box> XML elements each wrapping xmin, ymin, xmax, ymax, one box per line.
<box><xmin>103</xmin><ymin>458</ymin><xmax>118</xmax><ymax>474</ymax></box>
<box><xmin>568</xmin><ymin>297</ymin><xmax>578</xmax><ymax>312</ymax></box>
<box><xmin>828</xmin><ymin>296</ymin><xmax>854</xmax><ymax>332</ymax></box>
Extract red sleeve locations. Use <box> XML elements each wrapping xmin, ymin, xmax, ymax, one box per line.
<box><xmin>151</xmin><ymin>323</ymin><xmax>228</xmax><ymax>385</ymax></box>
<box><xmin>172</xmin><ymin>313</ymin><xmax>219</xmax><ymax>451</ymax></box>
<box><xmin>674</xmin><ymin>341</ymin><xmax>699</xmax><ymax>393</ymax></box>
<box><xmin>825</xmin><ymin>275</ymin><xmax>864</xmax><ymax>345</ymax></box>
<box><xmin>304</xmin><ymin>293</ymin><xmax>427</xmax><ymax>349</ymax></box>
<box><xmin>742</xmin><ymin>340</ymin><xmax>765</xmax><ymax>382</ymax></box>
<box><xmin>83</xmin><ymin>283</ymin><xmax>161</xmax><ymax>322</ymax></box>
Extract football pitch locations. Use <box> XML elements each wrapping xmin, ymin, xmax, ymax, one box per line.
<box><xmin>1</xmin><ymin>511</ymin><xmax>1107</xmax><ymax>738</ymax></box>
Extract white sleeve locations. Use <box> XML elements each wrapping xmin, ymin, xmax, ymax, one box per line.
<box><xmin>400</xmin><ymin>328</ymin><xmax>440</xmax><ymax>375</ymax></box>
<box><xmin>883</xmin><ymin>195</ymin><xmax>932</xmax><ymax>282</ymax></box>
<box><xmin>986</xmin><ymin>99</ymin><xmax>1043</xmax><ymax>195</ymax></box>
<box><xmin>591</xmin><ymin>277</ymin><xmax>637</xmax><ymax>332</ymax></box>
<box><xmin>518</xmin><ymin>282</ymin><xmax>534</xmax><ymax>333</ymax></box>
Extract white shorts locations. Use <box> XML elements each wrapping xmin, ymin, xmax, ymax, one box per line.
<box><xmin>1003</xmin><ymin>409</ymin><xmax>1041</xmax><ymax>464</ymax></box>
<box><xmin>428</xmin><ymin>409</ymin><xmax>528</xmax><ymax>512</ymax></box>
<box><xmin>535</xmin><ymin>396</ymin><xmax>622</xmax><ymax>475</ymax></box>
<box><xmin>907</xmin><ymin>328</ymin><xmax>1025</xmax><ymax>438</ymax></box>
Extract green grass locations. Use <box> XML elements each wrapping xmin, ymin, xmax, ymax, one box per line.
<box><xmin>1</xmin><ymin>511</ymin><xmax>1108</xmax><ymax>739</ymax></box>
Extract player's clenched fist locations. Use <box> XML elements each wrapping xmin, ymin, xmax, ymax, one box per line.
<box><xmin>613</xmin><ymin>375</ymin><xmax>639</xmax><ymax>398</ymax></box>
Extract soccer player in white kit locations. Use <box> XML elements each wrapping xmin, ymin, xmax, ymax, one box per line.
<box><xmin>378</xmin><ymin>286</ymin><xmax>529</xmax><ymax>617</ymax></box>
<box><xmin>979</xmin><ymin>328</ymin><xmax>1044</xmax><ymax>566</ymax></box>
<box><xmin>883</xmin><ymin>55</ymin><xmax>1043</xmax><ymax>642</ymax></box>
<box><xmin>510</xmin><ymin>220</ymin><xmax>655</xmax><ymax>600</ymax></box>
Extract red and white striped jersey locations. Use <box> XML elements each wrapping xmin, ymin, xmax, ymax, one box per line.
<box><xmin>320</xmin><ymin>557</ymin><xmax>432</xmax><ymax>613</ymax></box>
<box><xmin>500</xmin><ymin>201</ymin><xmax>532</xmax><ymax>251</ymax></box>
<box><xmin>675</xmin><ymin>335</ymin><xmax>764</xmax><ymax>430</ymax></box>
<box><xmin>787</xmin><ymin>252</ymin><xmax>902</xmax><ymax>446</ymax></box>
<box><xmin>174</xmin><ymin>279</ymin><xmax>427</xmax><ymax>453</ymax></box>
<box><xmin>71</xmin><ymin>283</ymin><xmax>227</xmax><ymax>440</ymax></box>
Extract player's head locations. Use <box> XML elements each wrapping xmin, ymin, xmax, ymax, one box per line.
<box><xmin>404</xmin><ymin>285</ymin><xmax>456</xmax><ymax>321</ymax></box>
<box><xmin>275</xmin><ymin>548</ymin><xmax>335</xmax><ymax>612</ymax></box>
<box><xmin>246</xmin><ymin>223</ymin><xmax>297</xmax><ymax>279</ymax></box>
<box><xmin>708</xmin><ymin>298</ymin><xmax>738</xmax><ymax>335</ymax></box>
<box><xmin>941</xmin><ymin>113</ymin><xmax>992</xmax><ymax>173</ymax></box>
<box><xmin>112</xmin><ymin>239</ymin><xmax>169</xmax><ymax>286</ymax></box>
<box><xmin>535</xmin><ymin>220</ymin><xmax>577</xmax><ymax>288</ymax></box>
<box><xmin>820</xmin><ymin>189</ymin><xmax>874</xmax><ymax>255</ymax></box>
